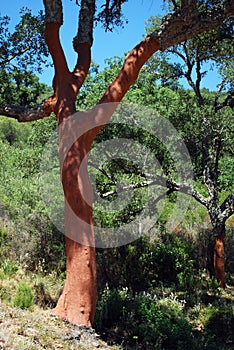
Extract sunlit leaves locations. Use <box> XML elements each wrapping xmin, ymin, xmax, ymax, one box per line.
<box><xmin>0</xmin><ymin>8</ymin><xmax>50</xmax><ymax>74</ymax></box>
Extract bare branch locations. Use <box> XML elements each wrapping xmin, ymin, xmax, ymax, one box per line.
<box><xmin>99</xmin><ymin>170</ymin><xmax>208</xmax><ymax>207</ymax></box>
<box><xmin>151</xmin><ymin>0</ymin><xmax>234</xmax><ymax>51</ymax></box>
<box><xmin>0</xmin><ymin>96</ymin><xmax>55</xmax><ymax>122</ymax></box>
<box><xmin>220</xmin><ymin>192</ymin><xmax>234</xmax><ymax>221</ymax></box>
<box><xmin>44</xmin><ymin>23</ymin><xmax>69</xmax><ymax>76</ymax></box>
<box><xmin>99</xmin><ymin>36</ymin><xmax>160</xmax><ymax>105</ymax></box>
<box><xmin>43</xmin><ymin>1</ymin><xmax>68</xmax><ymax>76</ymax></box>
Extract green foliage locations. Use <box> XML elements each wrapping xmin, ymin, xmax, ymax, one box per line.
<box><xmin>0</xmin><ymin>117</ymin><xmax>31</xmax><ymax>145</ymax></box>
<box><xmin>218</xmin><ymin>156</ymin><xmax>234</xmax><ymax>190</ymax></box>
<box><xmin>0</xmin><ymin>70</ymin><xmax>50</xmax><ymax>107</ymax></box>
<box><xmin>97</xmin><ymin>230</ymin><xmax>196</xmax><ymax>292</ymax></box>
<box><xmin>95</xmin><ymin>0</ymin><xmax>128</xmax><ymax>31</ymax></box>
<box><xmin>0</xmin><ymin>121</ymin><xmax>66</xmax><ymax>275</ymax></box>
<box><xmin>14</xmin><ymin>283</ymin><xmax>34</xmax><ymax>310</ymax></box>
<box><xmin>27</xmin><ymin>115</ymin><xmax>57</xmax><ymax>150</ymax></box>
<box><xmin>129</xmin><ymin>293</ymin><xmax>194</xmax><ymax>350</ymax></box>
<box><xmin>189</xmin><ymin>303</ymin><xmax>234</xmax><ymax>346</ymax></box>
<box><xmin>0</xmin><ymin>260</ymin><xmax>18</xmax><ymax>277</ymax></box>
<box><xmin>206</xmin><ymin>308</ymin><xmax>234</xmax><ymax>344</ymax></box>
<box><xmin>95</xmin><ymin>279</ymin><xmax>234</xmax><ymax>349</ymax></box>
<box><xmin>0</xmin><ymin>9</ymin><xmax>49</xmax><ymax>74</ymax></box>
<box><xmin>0</xmin><ymin>9</ymin><xmax>51</xmax><ymax>107</ymax></box>
<box><xmin>0</xmin><ymin>227</ymin><xmax>8</xmax><ymax>254</ymax></box>
<box><xmin>95</xmin><ymin>287</ymin><xmax>196</xmax><ymax>349</ymax></box>
<box><xmin>153</xmin><ymin>231</ymin><xmax>195</xmax><ymax>289</ymax></box>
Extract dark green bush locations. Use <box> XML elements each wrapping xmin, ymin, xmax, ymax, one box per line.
<box><xmin>129</xmin><ymin>293</ymin><xmax>195</xmax><ymax>350</ymax></box>
<box><xmin>95</xmin><ymin>287</ymin><xmax>196</xmax><ymax>350</ymax></box>
<box><xmin>205</xmin><ymin>308</ymin><xmax>234</xmax><ymax>344</ymax></box>
<box><xmin>97</xmin><ymin>229</ymin><xmax>196</xmax><ymax>292</ymax></box>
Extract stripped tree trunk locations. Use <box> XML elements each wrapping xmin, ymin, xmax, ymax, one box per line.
<box><xmin>53</xmin><ymin>34</ymin><xmax>161</xmax><ymax>327</ymax></box>
<box><xmin>214</xmin><ymin>234</ymin><xmax>225</xmax><ymax>287</ymax></box>
<box><xmin>42</xmin><ymin>0</ymin><xmax>161</xmax><ymax>326</ymax></box>
<box><xmin>212</xmin><ymin>221</ymin><xmax>226</xmax><ymax>287</ymax></box>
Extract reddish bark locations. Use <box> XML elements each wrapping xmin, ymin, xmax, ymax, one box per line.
<box><xmin>214</xmin><ymin>235</ymin><xmax>225</xmax><ymax>287</ymax></box>
<box><xmin>99</xmin><ymin>36</ymin><xmax>160</xmax><ymax>104</ymax></box>
<box><xmin>49</xmin><ymin>28</ymin><xmax>161</xmax><ymax>325</ymax></box>
<box><xmin>43</xmin><ymin>21</ymin><xmax>97</xmax><ymax>326</ymax></box>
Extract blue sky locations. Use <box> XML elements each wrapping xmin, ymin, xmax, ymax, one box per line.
<box><xmin>1</xmin><ymin>0</ymin><xmax>220</xmax><ymax>89</ymax></box>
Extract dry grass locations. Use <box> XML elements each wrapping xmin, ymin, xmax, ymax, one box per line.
<box><xmin>0</xmin><ymin>302</ymin><xmax>121</xmax><ymax>350</ymax></box>
<box><xmin>0</xmin><ymin>266</ymin><xmax>121</xmax><ymax>350</ymax></box>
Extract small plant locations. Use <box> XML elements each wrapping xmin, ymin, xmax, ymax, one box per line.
<box><xmin>14</xmin><ymin>283</ymin><xmax>34</xmax><ymax>310</ymax></box>
<box><xmin>0</xmin><ymin>260</ymin><xmax>18</xmax><ymax>277</ymax></box>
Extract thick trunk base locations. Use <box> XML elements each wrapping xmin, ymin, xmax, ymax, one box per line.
<box><xmin>214</xmin><ymin>235</ymin><xmax>225</xmax><ymax>288</ymax></box>
<box><xmin>53</xmin><ymin>238</ymin><xmax>97</xmax><ymax>326</ymax></box>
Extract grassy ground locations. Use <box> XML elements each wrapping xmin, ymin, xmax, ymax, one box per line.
<box><xmin>0</xmin><ymin>265</ymin><xmax>121</xmax><ymax>350</ymax></box>
<box><xmin>0</xmin><ymin>264</ymin><xmax>234</xmax><ymax>350</ymax></box>
<box><xmin>0</xmin><ymin>302</ymin><xmax>121</xmax><ymax>350</ymax></box>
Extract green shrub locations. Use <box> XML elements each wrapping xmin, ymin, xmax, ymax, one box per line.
<box><xmin>14</xmin><ymin>283</ymin><xmax>34</xmax><ymax>310</ymax></box>
<box><xmin>97</xmin><ymin>230</ymin><xmax>196</xmax><ymax>293</ymax></box>
<box><xmin>95</xmin><ymin>286</ymin><xmax>196</xmax><ymax>350</ymax></box>
<box><xmin>95</xmin><ymin>285</ymin><xmax>129</xmax><ymax>329</ymax></box>
<box><xmin>205</xmin><ymin>308</ymin><xmax>234</xmax><ymax>344</ymax></box>
<box><xmin>152</xmin><ymin>231</ymin><xmax>195</xmax><ymax>290</ymax></box>
<box><xmin>127</xmin><ymin>292</ymin><xmax>195</xmax><ymax>350</ymax></box>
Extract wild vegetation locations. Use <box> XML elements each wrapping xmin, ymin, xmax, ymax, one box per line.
<box><xmin>0</xmin><ymin>0</ymin><xmax>233</xmax><ymax>348</ymax></box>
<box><xmin>0</xmin><ymin>80</ymin><xmax>233</xmax><ymax>348</ymax></box>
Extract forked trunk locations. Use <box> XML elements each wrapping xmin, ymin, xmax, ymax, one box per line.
<box><xmin>50</xmin><ymin>28</ymin><xmax>161</xmax><ymax>326</ymax></box>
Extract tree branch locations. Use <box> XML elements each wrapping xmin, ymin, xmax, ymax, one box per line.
<box><xmin>73</xmin><ymin>0</ymin><xmax>95</xmax><ymax>47</ymax></box>
<box><xmin>72</xmin><ymin>0</ymin><xmax>95</xmax><ymax>89</ymax></box>
<box><xmin>152</xmin><ymin>0</ymin><xmax>234</xmax><ymax>51</ymax></box>
<box><xmin>99</xmin><ymin>36</ymin><xmax>161</xmax><ymax>105</ymax></box>
<box><xmin>3</xmin><ymin>46</ymin><xmax>30</xmax><ymax>66</ymax></box>
<box><xmin>0</xmin><ymin>96</ymin><xmax>55</xmax><ymax>122</ymax></box>
<box><xmin>44</xmin><ymin>23</ymin><xmax>69</xmax><ymax>76</ymax></box>
<box><xmin>99</xmin><ymin>170</ymin><xmax>208</xmax><ymax>207</ymax></box>
<box><xmin>43</xmin><ymin>0</ymin><xmax>68</xmax><ymax>76</ymax></box>
<box><xmin>214</xmin><ymin>89</ymin><xmax>234</xmax><ymax>111</ymax></box>
<box><xmin>220</xmin><ymin>192</ymin><xmax>234</xmax><ymax>222</ymax></box>
<box><xmin>195</xmin><ymin>48</ymin><xmax>203</xmax><ymax>106</ymax></box>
